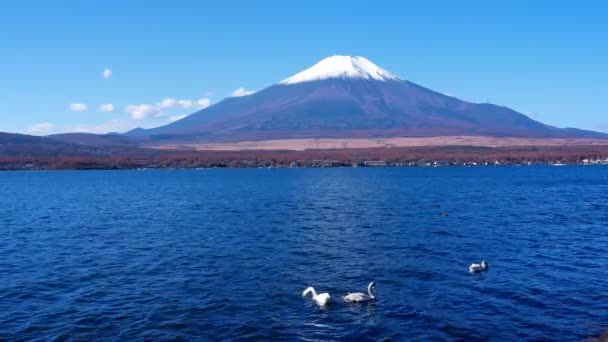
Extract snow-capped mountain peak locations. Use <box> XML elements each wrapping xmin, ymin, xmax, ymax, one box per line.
<box><xmin>280</xmin><ymin>55</ymin><xmax>400</xmax><ymax>84</ymax></box>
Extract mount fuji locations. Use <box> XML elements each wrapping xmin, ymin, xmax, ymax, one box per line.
<box><xmin>130</xmin><ymin>56</ymin><xmax>605</xmax><ymax>142</ymax></box>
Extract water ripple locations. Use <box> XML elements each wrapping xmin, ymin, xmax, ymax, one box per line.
<box><xmin>1</xmin><ymin>167</ymin><xmax>608</xmax><ymax>340</ymax></box>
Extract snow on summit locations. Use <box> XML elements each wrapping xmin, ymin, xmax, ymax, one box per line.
<box><xmin>280</xmin><ymin>55</ymin><xmax>400</xmax><ymax>84</ymax></box>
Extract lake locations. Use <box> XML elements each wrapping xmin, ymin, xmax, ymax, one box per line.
<box><xmin>1</xmin><ymin>167</ymin><xmax>607</xmax><ymax>340</ymax></box>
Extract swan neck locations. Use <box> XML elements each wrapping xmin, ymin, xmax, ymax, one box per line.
<box><xmin>305</xmin><ymin>287</ymin><xmax>317</xmax><ymax>297</ymax></box>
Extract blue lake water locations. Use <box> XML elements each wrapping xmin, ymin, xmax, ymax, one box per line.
<box><xmin>1</xmin><ymin>167</ymin><xmax>608</xmax><ymax>340</ymax></box>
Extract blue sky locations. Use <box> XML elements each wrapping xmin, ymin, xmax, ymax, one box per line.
<box><xmin>1</xmin><ymin>0</ymin><xmax>607</xmax><ymax>135</ymax></box>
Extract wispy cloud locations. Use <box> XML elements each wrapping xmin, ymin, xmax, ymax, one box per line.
<box><xmin>158</xmin><ymin>98</ymin><xmax>211</xmax><ymax>109</ymax></box>
<box><xmin>99</xmin><ymin>103</ymin><xmax>114</xmax><ymax>112</ymax></box>
<box><xmin>125</xmin><ymin>104</ymin><xmax>164</xmax><ymax>120</ymax></box>
<box><xmin>69</xmin><ymin>103</ymin><xmax>88</xmax><ymax>112</ymax></box>
<box><xmin>102</xmin><ymin>68</ymin><xmax>112</xmax><ymax>80</ymax></box>
<box><xmin>168</xmin><ymin>114</ymin><xmax>188</xmax><ymax>123</ymax></box>
<box><xmin>69</xmin><ymin>119</ymin><xmax>137</xmax><ymax>134</ymax></box>
<box><xmin>158</xmin><ymin>98</ymin><xmax>177</xmax><ymax>109</ymax></box>
<box><xmin>232</xmin><ymin>87</ymin><xmax>255</xmax><ymax>97</ymax></box>
<box><xmin>197</xmin><ymin>98</ymin><xmax>211</xmax><ymax>109</ymax></box>
<box><xmin>595</xmin><ymin>123</ymin><xmax>608</xmax><ymax>132</ymax></box>
<box><xmin>177</xmin><ymin>100</ymin><xmax>194</xmax><ymax>108</ymax></box>
<box><xmin>27</xmin><ymin>122</ymin><xmax>54</xmax><ymax>135</ymax></box>
<box><xmin>126</xmin><ymin>96</ymin><xmax>212</xmax><ymax>121</ymax></box>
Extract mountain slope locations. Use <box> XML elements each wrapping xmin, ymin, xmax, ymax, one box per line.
<box><xmin>130</xmin><ymin>56</ymin><xmax>606</xmax><ymax>141</ymax></box>
<box><xmin>0</xmin><ymin>132</ymin><xmax>147</xmax><ymax>158</ymax></box>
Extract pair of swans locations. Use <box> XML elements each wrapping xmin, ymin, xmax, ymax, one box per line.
<box><xmin>302</xmin><ymin>281</ymin><xmax>376</xmax><ymax>306</ymax></box>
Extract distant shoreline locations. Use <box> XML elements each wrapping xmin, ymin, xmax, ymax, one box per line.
<box><xmin>3</xmin><ymin>164</ymin><xmax>608</xmax><ymax>172</ymax></box>
<box><xmin>2</xmin><ymin>143</ymin><xmax>608</xmax><ymax>171</ymax></box>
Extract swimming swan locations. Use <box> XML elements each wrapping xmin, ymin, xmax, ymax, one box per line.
<box><xmin>302</xmin><ymin>287</ymin><xmax>332</xmax><ymax>306</ymax></box>
<box><xmin>343</xmin><ymin>281</ymin><xmax>376</xmax><ymax>303</ymax></box>
<box><xmin>469</xmin><ymin>260</ymin><xmax>489</xmax><ymax>273</ymax></box>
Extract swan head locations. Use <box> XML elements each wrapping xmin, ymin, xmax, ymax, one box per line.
<box><xmin>481</xmin><ymin>261</ymin><xmax>489</xmax><ymax>269</ymax></box>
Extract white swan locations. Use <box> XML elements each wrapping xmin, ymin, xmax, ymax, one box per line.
<box><xmin>469</xmin><ymin>260</ymin><xmax>489</xmax><ymax>273</ymax></box>
<box><xmin>302</xmin><ymin>286</ymin><xmax>332</xmax><ymax>306</ymax></box>
<box><xmin>343</xmin><ymin>281</ymin><xmax>376</xmax><ymax>303</ymax></box>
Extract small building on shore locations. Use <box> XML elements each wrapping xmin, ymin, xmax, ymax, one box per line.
<box><xmin>364</xmin><ymin>160</ymin><xmax>387</xmax><ymax>167</ymax></box>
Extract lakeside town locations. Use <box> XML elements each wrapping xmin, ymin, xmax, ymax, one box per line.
<box><xmin>4</xmin><ymin>156</ymin><xmax>608</xmax><ymax>171</ymax></box>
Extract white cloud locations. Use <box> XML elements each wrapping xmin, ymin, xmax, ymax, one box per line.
<box><xmin>168</xmin><ymin>114</ymin><xmax>188</xmax><ymax>123</ymax></box>
<box><xmin>232</xmin><ymin>87</ymin><xmax>255</xmax><ymax>97</ymax></box>
<box><xmin>197</xmin><ymin>98</ymin><xmax>212</xmax><ymax>109</ymax></box>
<box><xmin>158</xmin><ymin>98</ymin><xmax>177</xmax><ymax>108</ymax></box>
<box><xmin>27</xmin><ymin>122</ymin><xmax>54</xmax><ymax>135</ymax></box>
<box><xmin>69</xmin><ymin>103</ymin><xmax>88</xmax><ymax>112</ymax></box>
<box><xmin>125</xmin><ymin>104</ymin><xmax>164</xmax><ymax>120</ymax></box>
<box><xmin>126</xmin><ymin>96</ymin><xmax>213</xmax><ymax>122</ymax></box>
<box><xmin>157</xmin><ymin>97</ymin><xmax>212</xmax><ymax>109</ymax></box>
<box><xmin>177</xmin><ymin>99</ymin><xmax>194</xmax><ymax>108</ymax></box>
<box><xmin>102</xmin><ymin>68</ymin><xmax>112</xmax><ymax>79</ymax></box>
<box><xmin>99</xmin><ymin>103</ymin><xmax>115</xmax><ymax>112</ymax></box>
<box><xmin>158</xmin><ymin>98</ymin><xmax>189</xmax><ymax>108</ymax></box>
